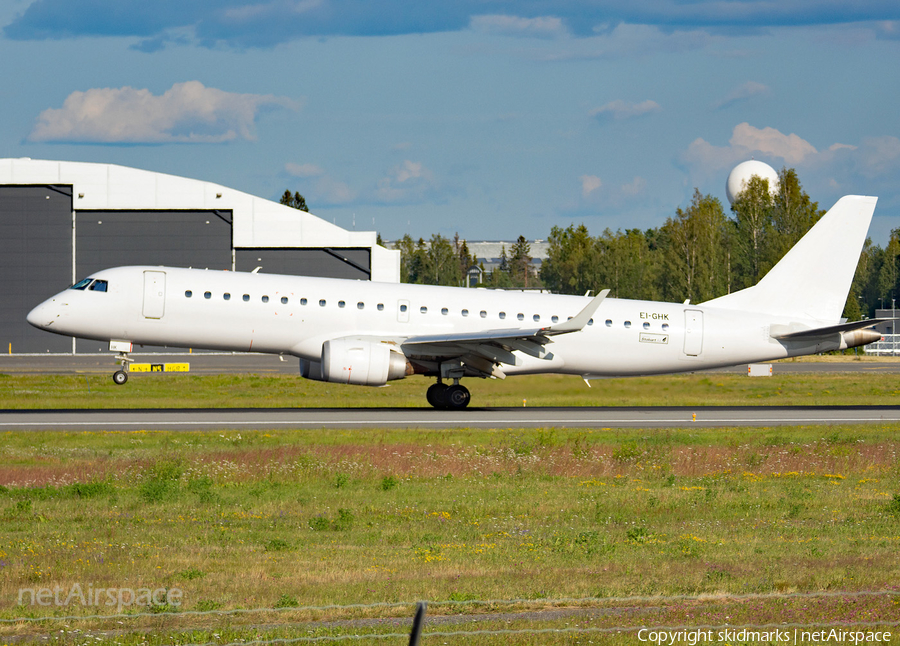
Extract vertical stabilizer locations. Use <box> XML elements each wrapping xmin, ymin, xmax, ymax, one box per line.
<box><xmin>702</xmin><ymin>195</ymin><xmax>877</xmax><ymax>322</ymax></box>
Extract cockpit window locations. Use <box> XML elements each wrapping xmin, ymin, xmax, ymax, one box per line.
<box><xmin>71</xmin><ymin>278</ymin><xmax>93</xmax><ymax>290</ymax></box>
<box><xmin>89</xmin><ymin>280</ymin><xmax>108</xmax><ymax>292</ymax></box>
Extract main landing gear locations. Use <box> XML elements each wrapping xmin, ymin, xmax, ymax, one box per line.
<box><xmin>426</xmin><ymin>380</ymin><xmax>471</xmax><ymax>410</ymax></box>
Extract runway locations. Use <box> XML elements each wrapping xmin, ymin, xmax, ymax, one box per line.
<box><xmin>3</xmin><ymin>405</ymin><xmax>900</xmax><ymax>430</ymax></box>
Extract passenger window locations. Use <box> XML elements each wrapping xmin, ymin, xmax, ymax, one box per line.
<box><xmin>480</xmin><ymin>311</ymin><xmax>487</xmax><ymax>318</ymax></box>
<box><xmin>420</xmin><ymin>306</ymin><xmax>428</xmax><ymax>314</ymax></box>
<box><xmin>551</xmin><ymin>315</ymin><xmax>558</xmax><ymax>323</ymax></box>
<box><xmin>441</xmin><ymin>308</ymin><xmax>449</xmax><ymax>315</ymax></box>
<box><xmin>204</xmin><ymin>291</ymin><xmax>211</xmax><ymax>299</ymax></box>
<box><xmin>281</xmin><ymin>297</ymin><xmax>289</xmax><ymax>304</ymax></box>
<box><xmin>605</xmin><ymin>319</ymin><xmax>612</xmax><ymax>327</ymax></box>
<box><xmin>624</xmin><ymin>321</ymin><xmax>631</xmax><ymax>328</ymax></box>
<box><xmin>517</xmin><ymin>313</ymin><xmax>524</xmax><ymax>321</ymax></box>
<box><xmin>643</xmin><ymin>322</ymin><xmax>650</xmax><ymax>330</ymax></box>
<box><xmin>533</xmin><ymin>314</ymin><xmax>540</xmax><ymax>322</ymax></box>
<box><xmin>89</xmin><ymin>280</ymin><xmax>108</xmax><ymax>292</ymax></box>
<box><xmin>338</xmin><ymin>300</ymin><xmax>345</xmax><ymax>308</ymax></box>
<box><xmin>400</xmin><ymin>304</ymin><xmax>407</xmax><ymax>312</ymax></box>
<box><xmin>262</xmin><ymin>295</ymin><xmax>269</xmax><ymax>303</ymax></box>
<box><xmin>662</xmin><ymin>323</ymin><xmax>669</xmax><ymax>331</ymax></box>
<box><xmin>301</xmin><ymin>298</ymin><xmax>307</xmax><ymax>305</ymax></box>
<box><xmin>224</xmin><ymin>293</ymin><xmax>231</xmax><ymax>300</ymax></box>
<box><xmin>588</xmin><ymin>318</ymin><xmax>594</xmax><ymax>325</ymax></box>
<box><xmin>461</xmin><ymin>309</ymin><xmax>469</xmax><ymax>317</ymax></box>
<box><xmin>357</xmin><ymin>302</ymin><xmax>364</xmax><ymax>310</ymax></box>
<box><xmin>243</xmin><ymin>294</ymin><xmax>250</xmax><ymax>302</ymax></box>
<box><xmin>499</xmin><ymin>312</ymin><xmax>506</xmax><ymax>319</ymax></box>
<box><xmin>319</xmin><ymin>299</ymin><xmax>326</xmax><ymax>307</ymax></box>
<box><xmin>377</xmin><ymin>303</ymin><xmax>384</xmax><ymax>311</ymax></box>
<box><xmin>71</xmin><ymin>278</ymin><xmax>93</xmax><ymax>291</ymax></box>
<box><xmin>185</xmin><ymin>290</ymin><xmax>192</xmax><ymax>298</ymax></box>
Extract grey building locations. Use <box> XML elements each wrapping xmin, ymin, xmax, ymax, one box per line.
<box><xmin>0</xmin><ymin>158</ymin><xmax>399</xmax><ymax>354</ymax></box>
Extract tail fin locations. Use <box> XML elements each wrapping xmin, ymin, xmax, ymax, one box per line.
<box><xmin>703</xmin><ymin>195</ymin><xmax>877</xmax><ymax>322</ymax></box>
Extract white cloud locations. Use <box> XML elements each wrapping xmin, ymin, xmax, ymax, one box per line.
<box><xmin>683</xmin><ymin>123</ymin><xmax>818</xmax><ymax>175</ymax></box>
<box><xmin>590</xmin><ymin>99</ymin><xmax>661</xmax><ymax>122</ymax></box>
<box><xmin>730</xmin><ymin>123</ymin><xmax>817</xmax><ymax>164</ymax></box>
<box><xmin>469</xmin><ymin>14</ymin><xmax>567</xmax><ymax>39</ymax></box>
<box><xmin>285</xmin><ymin>162</ymin><xmax>324</xmax><ymax>177</ymax></box>
<box><xmin>28</xmin><ymin>81</ymin><xmax>298</xmax><ymax>144</ymax></box>
<box><xmin>285</xmin><ymin>161</ymin><xmax>355</xmax><ymax>204</ymax></box>
<box><xmin>713</xmin><ymin>81</ymin><xmax>770</xmax><ymax>109</ymax></box>
<box><xmin>621</xmin><ymin>176</ymin><xmax>647</xmax><ymax>197</ymax></box>
<box><xmin>375</xmin><ymin>160</ymin><xmax>437</xmax><ymax>204</ymax></box>
<box><xmin>580</xmin><ymin>174</ymin><xmax>602</xmax><ymax>197</ymax></box>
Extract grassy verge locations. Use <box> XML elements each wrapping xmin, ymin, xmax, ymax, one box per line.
<box><xmin>1</xmin><ymin>426</ymin><xmax>899</xmax><ymax>643</ymax></box>
<box><xmin>3</xmin><ymin>371</ymin><xmax>900</xmax><ymax>408</ymax></box>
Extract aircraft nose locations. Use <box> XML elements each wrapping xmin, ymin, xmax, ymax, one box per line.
<box><xmin>26</xmin><ymin>300</ymin><xmax>58</xmax><ymax>329</ymax></box>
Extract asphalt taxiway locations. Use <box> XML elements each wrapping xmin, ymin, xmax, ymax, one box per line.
<box><xmin>3</xmin><ymin>405</ymin><xmax>900</xmax><ymax>431</ymax></box>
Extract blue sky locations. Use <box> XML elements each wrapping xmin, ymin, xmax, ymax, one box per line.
<box><xmin>2</xmin><ymin>1</ymin><xmax>899</xmax><ymax>244</ymax></box>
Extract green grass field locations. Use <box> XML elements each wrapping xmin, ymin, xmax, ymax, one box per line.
<box><xmin>3</xmin><ymin>368</ymin><xmax>900</xmax><ymax>409</ymax></box>
<box><xmin>1</xmin><ymin>422</ymin><xmax>899</xmax><ymax>644</ymax></box>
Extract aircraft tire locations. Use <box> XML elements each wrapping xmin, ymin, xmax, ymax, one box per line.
<box><xmin>444</xmin><ymin>384</ymin><xmax>470</xmax><ymax>410</ymax></box>
<box><xmin>113</xmin><ymin>370</ymin><xmax>128</xmax><ymax>385</ymax></box>
<box><xmin>426</xmin><ymin>382</ymin><xmax>448</xmax><ymax>409</ymax></box>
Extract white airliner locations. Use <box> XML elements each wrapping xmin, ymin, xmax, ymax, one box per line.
<box><xmin>27</xmin><ymin>195</ymin><xmax>884</xmax><ymax>409</ymax></box>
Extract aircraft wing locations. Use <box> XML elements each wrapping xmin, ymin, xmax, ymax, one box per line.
<box><xmin>399</xmin><ymin>289</ymin><xmax>609</xmax><ymax>377</ymax></box>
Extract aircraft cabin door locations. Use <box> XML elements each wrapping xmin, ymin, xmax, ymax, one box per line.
<box><xmin>397</xmin><ymin>299</ymin><xmax>410</xmax><ymax>323</ymax></box>
<box><xmin>142</xmin><ymin>270</ymin><xmax>166</xmax><ymax>319</ymax></box>
<box><xmin>683</xmin><ymin>309</ymin><xmax>703</xmax><ymax>356</ymax></box>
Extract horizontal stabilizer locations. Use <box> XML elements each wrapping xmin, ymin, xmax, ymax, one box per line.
<box><xmin>771</xmin><ymin>318</ymin><xmax>890</xmax><ymax>340</ymax></box>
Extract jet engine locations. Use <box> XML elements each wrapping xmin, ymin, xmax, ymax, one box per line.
<box><xmin>300</xmin><ymin>339</ymin><xmax>410</xmax><ymax>386</ymax></box>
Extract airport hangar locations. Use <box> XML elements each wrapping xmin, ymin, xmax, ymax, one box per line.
<box><xmin>0</xmin><ymin>158</ymin><xmax>400</xmax><ymax>354</ymax></box>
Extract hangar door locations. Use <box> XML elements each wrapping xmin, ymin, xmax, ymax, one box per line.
<box><xmin>683</xmin><ymin>309</ymin><xmax>703</xmax><ymax>356</ymax></box>
<box><xmin>142</xmin><ymin>271</ymin><xmax>166</xmax><ymax>319</ymax></box>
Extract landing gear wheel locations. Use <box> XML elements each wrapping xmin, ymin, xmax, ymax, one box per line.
<box><xmin>426</xmin><ymin>383</ymin><xmax>448</xmax><ymax>408</ymax></box>
<box><xmin>444</xmin><ymin>384</ymin><xmax>470</xmax><ymax>410</ymax></box>
<box><xmin>112</xmin><ymin>370</ymin><xmax>128</xmax><ymax>385</ymax></box>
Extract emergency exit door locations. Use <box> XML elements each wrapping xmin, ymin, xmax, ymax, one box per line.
<box><xmin>142</xmin><ymin>271</ymin><xmax>166</xmax><ymax>319</ymax></box>
<box><xmin>683</xmin><ymin>309</ymin><xmax>703</xmax><ymax>356</ymax></box>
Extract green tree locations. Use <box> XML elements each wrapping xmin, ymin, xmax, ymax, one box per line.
<box><xmin>768</xmin><ymin>168</ymin><xmax>824</xmax><ymax>264</ymax></box>
<box><xmin>598</xmin><ymin>228</ymin><xmax>659</xmax><ymax>300</ymax></box>
<box><xmin>730</xmin><ymin>175</ymin><xmax>774</xmax><ymax>289</ymax></box>
<box><xmin>509</xmin><ymin>235</ymin><xmax>539</xmax><ymax>288</ymax></box>
<box><xmin>660</xmin><ymin>190</ymin><xmax>730</xmax><ymax>303</ymax></box>
<box><xmin>540</xmin><ymin>224</ymin><xmax>599</xmax><ymax>295</ymax></box>
<box><xmin>280</xmin><ymin>190</ymin><xmax>309</xmax><ymax>212</ymax></box>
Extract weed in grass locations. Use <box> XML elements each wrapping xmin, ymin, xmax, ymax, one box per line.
<box><xmin>333</xmin><ymin>472</ymin><xmax>350</xmax><ymax>488</ymax></box>
<box><xmin>179</xmin><ymin>567</ymin><xmax>206</xmax><ymax>580</ymax></box>
<box><xmin>380</xmin><ymin>475</ymin><xmax>398</xmax><ymax>491</ymax></box>
<box><xmin>887</xmin><ymin>493</ymin><xmax>900</xmax><ymax>516</ymax></box>
<box><xmin>195</xmin><ymin>599</ymin><xmax>222</xmax><ymax>611</ymax></box>
<box><xmin>626</xmin><ymin>526</ymin><xmax>651</xmax><ymax>543</ymax></box>
<box><xmin>274</xmin><ymin>593</ymin><xmax>299</xmax><ymax>608</ymax></box>
<box><xmin>612</xmin><ymin>443</ymin><xmax>642</xmax><ymax>462</ymax></box>
<box><xmin>139</xmin><ymin>478</ymin><xmax>178</xmax><ymax>503</ymax></box>
<box><xmin>266</xmin><ymin>538</ymin><xmax>291</xmax><ymax>552</ymax></box>
<box><xmin>309</xmin><ymin>515</ymin><xmax>330</xmax><ymax>531</ymax></box>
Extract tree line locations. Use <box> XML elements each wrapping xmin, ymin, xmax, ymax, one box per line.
<box><xmin>283</xmin><ymin>168</ymin><xmax>899</xmax><ymax>320</ymax></box>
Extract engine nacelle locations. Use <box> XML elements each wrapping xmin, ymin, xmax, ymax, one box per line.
<box><xmin>300</xmin><ymin>339</ymin><xmax>409</xmax><ymax>386</ymax></box>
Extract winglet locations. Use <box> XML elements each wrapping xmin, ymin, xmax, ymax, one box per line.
<box><xmin>545</xmin><ymin>289</ymin><xmax>610</xmax><ymax>334</ymax></box>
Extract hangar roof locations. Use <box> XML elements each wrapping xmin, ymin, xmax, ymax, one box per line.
<box><xmin>0</xmin><ymin>158</ymin><xmax>375</xmax><ymax>249</ymax></box>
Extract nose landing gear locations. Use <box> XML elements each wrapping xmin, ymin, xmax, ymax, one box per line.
<box><xmin>426</xmin><ymin>379</ymin><xmax>470</xmax><ymax>410</ymax></box>
<box><xmin>111</xmin><ymin>346</ymin><xmax>133</xmax><ymax>385</ymax></box>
